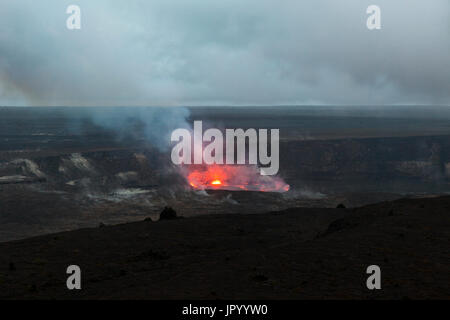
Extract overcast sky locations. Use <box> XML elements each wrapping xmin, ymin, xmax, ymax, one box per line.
<box><xmin>0</xmin><ymin>0</ymin><xmax>449</xmax><ymax>107</ymax></box>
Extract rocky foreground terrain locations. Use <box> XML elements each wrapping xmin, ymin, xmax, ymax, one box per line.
<box><xmin>0</xmin><ymin>195</ymin><xmax>449</xmax><ymax>300</ymax></box>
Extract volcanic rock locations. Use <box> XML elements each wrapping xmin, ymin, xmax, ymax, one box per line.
<box><xmin>159</xmin><ymin>207</ymin><xmax>177</xmax><ymax>220</ymax></box>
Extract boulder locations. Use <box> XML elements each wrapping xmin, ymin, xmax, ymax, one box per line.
<box><xmin>159</xmin><ymin>207</ymin><xmax>177</xmax><ymax>220</ymax></box>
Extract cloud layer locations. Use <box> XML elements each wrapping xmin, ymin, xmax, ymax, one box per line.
<box><xmin>0</xmin><ymin>0</ymin><xmax>449</xmax><ymax>106</ymax></box>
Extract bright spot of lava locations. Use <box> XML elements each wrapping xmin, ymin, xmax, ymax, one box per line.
<box><xmin>185</xmin><ymin>165</ymin><xmax>289</xmax><ymax>193</ymax></box>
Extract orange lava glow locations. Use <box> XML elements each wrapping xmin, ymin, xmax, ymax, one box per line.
<box><xmin>186</xmin><ymin>165</ymin><xmax>289</xmax><ymax>193</ymax></box>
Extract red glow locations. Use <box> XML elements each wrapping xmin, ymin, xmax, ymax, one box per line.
<box><xmin>185</xmin><ymin>165</ymin><xmax>289</xmax><ymax>193</ymax></box>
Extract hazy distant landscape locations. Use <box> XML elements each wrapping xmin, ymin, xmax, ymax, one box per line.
<box><xmin>1</xmin><ymin>0</ymin><xmax>449</xmax><ymax>302</ymax></box>
<box><xmin>1</xmin><ymin>106</ymin><xmax>450</xmax><ymax>242</ymax></box>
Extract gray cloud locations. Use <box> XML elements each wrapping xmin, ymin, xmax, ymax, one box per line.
<box><xmin>0</xmin><ymin>0</ymin><xmax>449</xmax><ymax>106</ymax></box>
